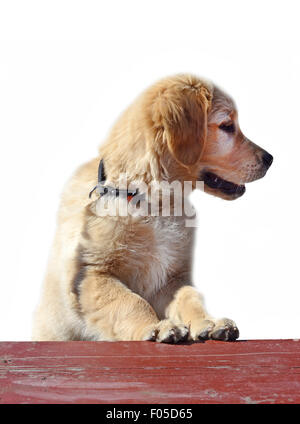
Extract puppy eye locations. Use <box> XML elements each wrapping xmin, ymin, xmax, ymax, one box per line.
<box><xmin>219</xmin><ymin>123</ymin><xmax>235</xmax><ymax>133</ymax></box>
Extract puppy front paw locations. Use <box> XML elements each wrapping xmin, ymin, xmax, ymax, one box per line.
<box><xmin>190</xmin><ymin>318</ymin><xmax>239</xmax><ymax>342</ymax></box>
<box><xmin>144</xmin><ymin>319</ymin><xmax>189</xmax><ymax>344</ymax></box>
<box><xmin>210</xmin><ymin>318</ymin><xmax>239</xmax><ymax>341</ymax></box>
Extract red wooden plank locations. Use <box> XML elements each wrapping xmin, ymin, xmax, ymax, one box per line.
<box><xmin>0</xmin><ymin>340</ymin><xmax>299</xmax><ymax>404</ymax></box>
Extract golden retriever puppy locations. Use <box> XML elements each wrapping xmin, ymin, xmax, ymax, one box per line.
<box><xmin>32</xmin><ymin>74</ymin><xmax>273</xmax><ymax>343</ymax></box>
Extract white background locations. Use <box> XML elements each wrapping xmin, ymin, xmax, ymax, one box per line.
<box><xmin>0</xmin><ymin>0</ymin><xmax>299</xmax><ymax>341</ymax></box>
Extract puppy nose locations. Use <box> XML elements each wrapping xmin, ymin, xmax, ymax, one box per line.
<box><xmin>262</xmin><ymin>152</ymin><xmax>273</xmax><ymax>169</ymax></box>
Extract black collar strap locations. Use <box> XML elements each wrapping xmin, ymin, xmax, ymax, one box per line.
<box><xmin>89</xmin><ymin>159</ymin><xmax>139</xmax><ymax>200</ymax></box>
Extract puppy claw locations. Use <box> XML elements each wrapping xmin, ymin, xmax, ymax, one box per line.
<box><xmin>145</xmin><ymin>320</ymin><xmax>189</xmax><ymax>344</ymax></box>
<box><xmin>211</xmin><ymin>327</ymin><xmax>239</xmax><ymax>341</ymax></box>
<box><xmin>146</xmin><ymin>329</ymin><xmax>158</xmax><ymax>342</ymax></box>
<box><xmin>210</xmin><ymin>319</ymin><xmax>239</xmax><ymax>341</ymax></box>
<box><xmin>161</xmin><ymin>329</ymin><xmax>176</xmax><ymax>344</ymax></box>
<box><xmin>174</xmin><ymin>326</ymin><xmax>189</xmax><ymax>343</ymax></box>
<box><xmin>190</xmin><ymin>319</ymin><xmax>215</xmax><ymax>341</ymax></box>
<box><xmin>198</xmin><ymin>328</ymin><xmax>211</xmax><ymax>340</ymax></box>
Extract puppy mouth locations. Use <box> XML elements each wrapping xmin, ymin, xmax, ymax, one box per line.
<box><xmin>202</xmin><ymin>172</ymin><xmax>246</xmax><ymax>197</ymax></box>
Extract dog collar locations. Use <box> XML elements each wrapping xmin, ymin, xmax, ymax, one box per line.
<box><xmin>89</xmin><ymin>159</ymin><xmax>139</xmax><ymax>201</ymax></box>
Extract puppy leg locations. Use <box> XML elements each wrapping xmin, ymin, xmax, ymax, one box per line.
<box><xmin>165</xmin><ymin>285</ymin><xmax>239</xmax><ymax>341</ymax></box>
<box><xmin>78</xmin><ymin>268</ymin><xmax>188</xmax><ymax>343</ymax></box>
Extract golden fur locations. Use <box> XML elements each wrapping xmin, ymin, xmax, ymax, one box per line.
<box><xmin>33</xmin><ymin>74</ymin><xmax>272</xmax><ymax>342</ymax></box>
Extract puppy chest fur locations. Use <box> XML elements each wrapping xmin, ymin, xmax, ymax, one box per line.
<box><xmin>79</xmin><ymin>202</ymin><xmax>194</xmax><ymax>302</ymax></box>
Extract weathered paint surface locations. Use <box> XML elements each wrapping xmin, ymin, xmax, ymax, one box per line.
<box><xmin>0</xmin><ymin>340</ymin><xmax>299</xmax><ymax>404</ymax></box>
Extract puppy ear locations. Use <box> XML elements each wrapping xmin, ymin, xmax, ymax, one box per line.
<box><xmin>153</xmin><ymin>83</ymin><xmax>211</xmax><ymax>166</ymax></box>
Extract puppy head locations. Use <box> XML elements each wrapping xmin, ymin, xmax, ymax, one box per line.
<box><xmin>201</xmin><ymin>86</ymin><xmax>273</xmax><ymax>199</ymax></box>
<box><xmin>150</xmin><ymin>74</ymin><xmax>273</xmax><ymax>200</ymax></box>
